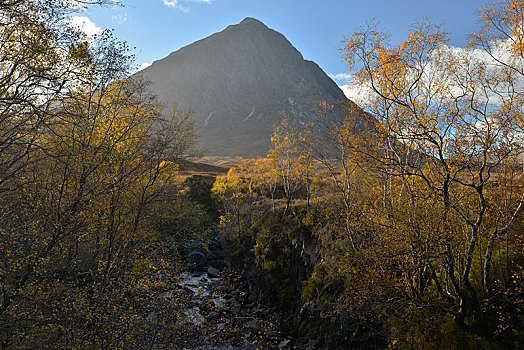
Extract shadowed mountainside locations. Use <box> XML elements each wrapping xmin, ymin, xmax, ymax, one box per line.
<box><xmin>137</xmin><ymin>17</ymin><xmax>351</xmax><ymax>157</ymax></box>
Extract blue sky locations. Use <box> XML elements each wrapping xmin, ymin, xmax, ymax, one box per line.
<box><xmin>78</xmin><ymin>0</ymin><xmax>494</xmax><ymax>87</ymax></box>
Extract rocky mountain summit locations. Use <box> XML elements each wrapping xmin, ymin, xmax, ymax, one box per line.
<box><xmin>137</xmin><ymin>17</ymin><xmax>350</xmax><ymax>157</ymax></box>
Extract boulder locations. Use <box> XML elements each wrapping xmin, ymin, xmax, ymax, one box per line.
<box><xmin>187</xmin><ymin>251</ymin><xmax>206</xmax><ymax>266</ymax></box>
<box><xmin>223</xmin><ymin>300</ymin><xmax>241</xmax><ymax>315</ymax></box>
<box><xmin>207</xmin><ymin>267</ymin><xmax>220</xmax><ymax>277</ymax></box>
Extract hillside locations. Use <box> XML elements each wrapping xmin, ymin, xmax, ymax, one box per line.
<box><xmin>136</xmin><ymin>18</ymin><xmax>350</xmax><ymax>157</ymax></box>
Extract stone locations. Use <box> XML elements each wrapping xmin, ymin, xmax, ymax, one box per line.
<box><xmin>187</xmin><ymin>251</ymin><xmax>206</xmax><ymax>266</ymax></box>
<box><xmin>136</xmin><ymin>18</ymin><xmax>360</xmax><ymax>157</ymax></box>
<box><xmin>223</xmin><ymin>300</ymin><xmax>241</xmax><ymax>315</ymax></box>
<box><xmin>230</xmin><ymin>303</ymin><xmax>241</xmax><ymax>315</ymax></box>
<box><xmin>207</xmin><ymin>267</ymin><xmax>220</xmax><ymax>277</ymax></box>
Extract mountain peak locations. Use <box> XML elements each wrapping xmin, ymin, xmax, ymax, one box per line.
<box><xmin>238</xmin><ymin>17</ymin><xmax>267</xmax><ymax>27</ymax></box>
<box><xmin>137</xmin><ymin>18</ymin><xmax>350</xmax><ymax>157</ymax></box>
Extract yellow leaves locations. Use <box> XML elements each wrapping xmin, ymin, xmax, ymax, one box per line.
<box><xmin>342</xmin><ymin>17</ymin><xmax>452</xmax><ymax>116</ymax></box>
<box><xmin>474</xmin><ymin>0</ymin><xmax>524</xmax><ymax>60</ymax></box>
<box><xmin>315</xmin><ymin>101</ymin><xmax>334</xmax><ymax>114</ymax></box>
<box><xmin>342</xmin><ymin>18</ymin><xmax>391</xmax><ymax>70</ymax></box>
<box><xmin>402</xmin><ymin>20</ymin><xmax>449</xmax><ymax>56</ymax></box>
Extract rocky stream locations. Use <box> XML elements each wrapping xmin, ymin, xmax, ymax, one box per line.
<box><xmin>170</xmin><ymin>241</ymin><xmax>302</xmax><ymax>350</ymax></box>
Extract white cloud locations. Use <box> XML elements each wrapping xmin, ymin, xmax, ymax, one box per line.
<box><xmin>137</xmin><ymin>62</ymin><xmax>152</xmax><ymax>71</ymax></box>
<box><xmin>336</xmin><ymin>41</ymin><xmax>523</xmax><ymax>107</ymax></box>
<box><xmin>329</xmin><ymin>73</ymin><xmax>353</xmax><ymax>84</ymax></box>
<box><xmin>163</xmin><ymin>0</ymin><xmax>212</xmax><ymax>11</ymax></box>
<box><xmin>330</xmin><ymin>73</ymin><xmax>373</xmax><ymax>105</ymax></box>
<box><xmin>340</xmin><ymin>84</ymin><xmax>372</xmax><ymax>106</ymax></box>
<box><xmin>66</xmin><ymin>16</ymin><xmax>103</xmax><ymax>37</ymax></box>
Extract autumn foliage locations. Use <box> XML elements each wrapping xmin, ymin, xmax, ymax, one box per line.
<box><xmin>213</xmin><ymin>1</ymin><xmax>524</xmax><ymax>348</ymax></box>
<box><xmin>0</xmin><ymin>1</ymin><xmax>197</xmax><ymax>348</ymax></box>
<box><xmin>2</xmin><ymin>0</ymin><xmax>524</xmax><ymax>349</ymax></box>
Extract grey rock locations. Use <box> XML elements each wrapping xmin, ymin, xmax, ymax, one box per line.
<box><xmin>223</xmin><ymin>300</ymin><xmax>241</xmax><ymax>314</ymax></box>
<box><xmin>230</xmin><ymin>303</ymin><xmax>241</xmax><ymax>315</ymax></box>
<box><xmin>136</xmin><ymin>17</ymin><xmax>359</xmax><ymax>157</ymax></box>
<box><xmin>187</xmin><ymin>251</ymin><xmax>206</xmax><ymax>266</ymax></box>
<box><xmin>207</xmin><ymin>267</ymin><xmax>220</xmax><ymax>277</ymax></box>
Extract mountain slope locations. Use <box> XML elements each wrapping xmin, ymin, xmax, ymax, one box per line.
<box><xmin>137</xmin><ymin>17</ymin><xmax>349</xmax><ymax>157</ymax></box>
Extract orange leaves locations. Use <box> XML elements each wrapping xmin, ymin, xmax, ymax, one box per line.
<box><xmin>333</xmin><ymin>3</ymin><xmax>524</xmax><ymax>342</ymax></box>
<box><xmin>342</xmin><ymin>18</ymin><xmax>450</xmax><ymax>111</ymax></box>
<box><xmin>342</xmin><ymin>18</ymin><xmax>390</xmax><ymax>70</ymax></box>
<box><xmin>473</xmin><ymin>0</ymin><xmax>524</xmax><ymax>60</ymax></box>
<box><xmin>401</xmin><ymin>20</ymin><xmax>449</xmax><ymax>58</ymax></box>
<box><xmin>341</xmin><ymin>4</ymin><xmax>524</xmax><ymax>169</ymax></box>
